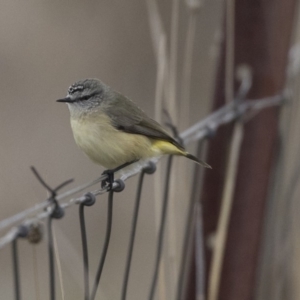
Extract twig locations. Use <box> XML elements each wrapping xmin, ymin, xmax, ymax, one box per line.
<box><xmin>208</xmin><ymin>121</ymin><xmax>244</xmax><ymax>300</ymax></box>
<box><xmin>53</xmin><ymin>227</ymin><xmax>65</xmax><ymax>300</ymax></box>
<box><xmin>225</xmin><ymin>0</ymin><xmax>235</xmax><ymax>104</ymax></box>
<box><xmin>146</xmin><ymin>2</ymin><xmax>170</xmax><ymax>299</ymax></box>
<box><xmin>168</xmin><ymin>0</ymin><xmax>180</xmax><ymax>123</ymax></box>
<box><xmin>180</xmin><ymin>4</ymin><xmax>200</xmax><ymax>130</ymax></box>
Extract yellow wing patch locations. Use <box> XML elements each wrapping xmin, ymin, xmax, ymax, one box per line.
<box><xmin>151</xmin><ymin>140</ymin><xmax>186</xmax><ymax>156</ymax></box>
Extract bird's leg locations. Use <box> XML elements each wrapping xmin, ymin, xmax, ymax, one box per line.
<box><xmin>101</xmin><ymin>169</ymin><xmax>115</xmax><ymax>190</ymax></box>
<box><xmin>101</xmin><ymin>160</ymin><xmax>139</xmax><ymax>190</ymax></box>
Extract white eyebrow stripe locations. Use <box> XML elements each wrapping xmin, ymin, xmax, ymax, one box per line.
<box><xmin>68</xmin><ymin>85</ymin><xmax>84</xmax><ymax>94</ymax></box>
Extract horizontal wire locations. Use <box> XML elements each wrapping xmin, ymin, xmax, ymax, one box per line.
<box><xmin>181</xmin><ymin>94</ymin><xmax>284</xmax><ymax>144</ymax></box>
<box><xmin>0</xmin><ymin>175</ymin><xmax>107</xmax><ymax>233</ymax></box>
<box><xmin>0</xmin><ymin>94</ymin><xmax>284</xmax><ymax>250</ymax></box>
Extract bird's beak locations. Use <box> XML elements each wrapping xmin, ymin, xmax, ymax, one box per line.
<box><xmin>56</xmin><ymin>97</ymin><xmax>74</xmax><ymax>103</ymax></box>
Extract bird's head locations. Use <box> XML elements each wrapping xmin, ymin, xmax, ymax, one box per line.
<box><xmin>57</xmin><ymin>78</ymin><xmax>109</xmax><ymax>114</ymax></box>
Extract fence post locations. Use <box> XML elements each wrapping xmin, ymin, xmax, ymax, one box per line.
<box><xmin>185</xmin><ymin>0</ymin><xmax>298</xmax><ymax>299</ymax></box>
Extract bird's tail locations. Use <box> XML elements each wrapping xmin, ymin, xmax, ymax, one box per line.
<box><xmin>185</xmin><ymin>153</ymin><xmax>212</xmax><ymax>169</ymax></box>
<box><xmin>151</xmin><ymin>140</ymin><xmax>211</xmax><ymax>168</ymax></box>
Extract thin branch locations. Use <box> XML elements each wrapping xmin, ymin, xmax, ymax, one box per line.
<box><xmin>180</xmin><ymin>8</ymin><xmax>199</xmax><ymax>130</ymax></box>
<box><xmin>208</xmin><ymin>122</ymin><xmax>244</xmax><ymax>300</ymax></box>
<box><xmin>53</xmin><ymin>228</ymin><xmax>65</xmax><ymax>300</ymax></box>
<box><xmin>168</xmin><ymin>0</ymin><xmax>180</xmax><ymax>122</ymax></box>
<box><xmin>225</xmin><ymin>0</ymin><xmax>235</xmax><ymax>104</ymax></box>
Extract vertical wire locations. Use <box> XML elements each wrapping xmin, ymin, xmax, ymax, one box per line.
<box><xmin>90</xmin><ymin>190</ymin><xmax>114</xmax><ymax>300</ymax></box>
<box><xmin>47</xmin><ymin>217</ymin><xmax>55</xmax><ymax>300</ymax></box>
<box><xmin>148</xmin><ymin>156</ymin><xmax>173</xmax><ymax>300</ymax></box>
<box><xmin>175</xmin><ymin>139</ymin><xmax>207</xmax><ymax>300</ymax></box>
<box><xmin>79</xmin><ymin>204</ymin><xmax>90</xmax><ymax>300</ymax></box>
<box><xmin>121</xmin><ymin>171</ymin><xmax>146</xmax><ymax>300</ymax></box>
<box><xmin>12</xmin><ymin>239</ymin><xmax>21</xmax><ymax>300</ymax></box>
<box><xmin>195</xmin><ymin>202</ymin><xmax>206</xmax><ymax>300</ymax></box>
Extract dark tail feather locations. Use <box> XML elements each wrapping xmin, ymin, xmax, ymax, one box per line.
<box><xmin>185</xmin><ymin>153</ymin><xmax>212</xmax><ymax>169</ymax></box>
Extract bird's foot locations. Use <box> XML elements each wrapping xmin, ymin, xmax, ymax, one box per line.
<box><xmin>101</xmin><ymin>169</ymin><xmax>115</xmax><ymax>191</ymax></box>
<box><xmin>101</xmin><ymin>160</ymin><xmax>139</xmax><ymax>191</ymax></box>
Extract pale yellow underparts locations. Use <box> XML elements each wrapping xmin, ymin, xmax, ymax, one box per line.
<box><xmin>70</xmin><ymin>112</ymin><xmax>185</xmax><ymax>169</ymax></box>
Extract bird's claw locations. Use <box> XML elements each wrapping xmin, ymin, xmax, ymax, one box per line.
<box><xmin>101</xmin><ymin>170</ymin><xmax>115</xmax><ymax>190</ymax></box>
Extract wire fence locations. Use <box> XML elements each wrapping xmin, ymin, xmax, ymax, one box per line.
<box><xmin>0</xmin><ymin>86</ymin><xmax>284</xmax><ymax>300</ymax></box>
<box><xmin>0</xmin><ymin>0</ymin><xmax>299</xmax><ymax>299</ymax></box>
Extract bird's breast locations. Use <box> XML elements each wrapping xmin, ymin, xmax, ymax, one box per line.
<box><xmin>70</xmin><ymin>113</ymin><xmax>155</xmax><ymax>169</ymax></box>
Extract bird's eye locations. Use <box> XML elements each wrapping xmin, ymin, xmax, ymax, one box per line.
<box><xmin>68</xmin><ymin>85</ymin><xmax>84</xmax><ymax>94</ymax></box>
<box><xmin>78</xmin><ymin>91</ymin><xmax>102</xmax><ymax>101</ymax></box>
<box><xmin>80</xmin><ymin>94</ymin><xmax>91</xmax><ymax>101</ymax></box>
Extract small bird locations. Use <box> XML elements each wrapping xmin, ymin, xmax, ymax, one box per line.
<box><xmin>57</xmin><ymin>79</ymin><xmax>210</xmax><ymax>187</ymax></box>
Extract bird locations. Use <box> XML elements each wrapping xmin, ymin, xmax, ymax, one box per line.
<box><xmin>57</xmin><ymin>78</ymin><xmax>211</xmax><ymax>188</ymax></box>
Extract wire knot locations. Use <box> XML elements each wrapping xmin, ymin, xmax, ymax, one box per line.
<box><xmin>205</xmin><ymin>126</ymin><xmax>216</xmax><ymax>139</ymax></box>
<box><xmin>27</xmin><ymin>222</ymin><xmax>43</xmax><ymax>244</ymax></box>
<box><xmin>143</xmin><ymin>161</ymin><xmax>157</xmax><ymax>174</ymax></box>
<box><xmin>30</xmin><ymin>166</ymin><xmax>73</xmax><ymax>220</ymax></box>
<box><xmin>50</xmin><ymin>203</ymin><xmax>65</xmax><ymax>219</ymax></box>
<box><xmin>16</xmin><ymin>224</ymin><xmax>29</xmax><ymax>238</ymax></box>
<box><xmin>113</xmin><ymin>179</ymin><xmax>125</xmax><ymax>193</ymax></box>
<box><xmin>82</xmin><ymin>192</ymin><xmax>96</xmax><ymax>206</ymax></box>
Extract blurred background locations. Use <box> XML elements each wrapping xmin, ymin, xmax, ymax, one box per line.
<box><xmin>0</xmin><ymin>0</ymin><xmax>299</xmax><ymax>300</ymax></box>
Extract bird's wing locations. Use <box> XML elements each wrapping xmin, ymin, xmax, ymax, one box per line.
<box><xmin>104</xmin><ymin>92</ymin><xmax>184</xmax><ymax>150</ymax></box>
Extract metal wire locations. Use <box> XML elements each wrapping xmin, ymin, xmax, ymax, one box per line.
<box><xmin>148</xmin><ymin>155</ymin><xmax>173</xmax><ymax>300</ymax></box>
<box><xmin>78</xmin><ymin>192</ymin><xmax>96</xmax><ymax>300</ymax></box>
<box><xmin>181</xmin><ymin>95</ymin><xmax>283</xmax><ymax>144</ymax></box>
<box><xmin>12</xmin><ymin>239</ymin><xmax>21</xmax><ymax>300</ymax></box>
<box><xmin>47</xmin><ymin>217</ymin><xmax>56</xmax><ymax>300</ymax></box>
<box><xmin>0</xmin><ymin>175</ymin><xmax>107</xmax><ymax>233</ymax></box>
<box><xmin>90</xmin><ymin>190</ymin><xmax>114</xmax><ymax>300</ymax></box>
<box><xmin>0</xmin><ymin>91</ymin><xmax>286</xmax><ymax>300</ymax></box>
<box><xmin>176</xmin><ymin>139</ymin><xmax>207</xmax><ymax>300</ymax></box>
<box><xmin>121</xmin><ymin>171</ymin><xmax>146</xmax><ymax>300</ymax></box>
<box><xmin>79</xmin><ymin>204</ymin><xmax>90</xmax><ymax>300</ymax></box>
<box><xmin>0</xmin><ymin>185</ymin><xmax>110</xmax><ymax>250</ymax></box>
<box><xmin>195</xmin><ymin>202</ymin><xmax>206</xmax><ymax>300</ymax></box>
<box><xmin>0</xmin><ymin>94</ymin><xmax>283</xmax><ymax>247</ymax></box>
